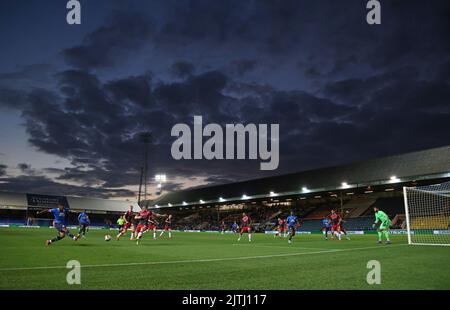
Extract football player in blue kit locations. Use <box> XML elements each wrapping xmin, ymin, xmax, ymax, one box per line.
<box><xmin>77</xmin><ymin>210</ymin><xmax>90</xmax><ymax>237</ymax></box>
<box><xmin>321</xmin><ymin>216</ymin><xmax>332</xmax><ymax>240</ymax></box>
<box><xmin>37</xmin><ymin>204</ymin><xmax>80</xmax><ymax>245</ymax></box>
<box><xmin>286</xmin><ymin>211</ymin><xmax>299</xmax><ymax>244</ymax></box>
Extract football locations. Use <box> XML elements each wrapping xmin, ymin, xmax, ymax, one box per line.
<box><xmin>104</xmin><ymin>234</ymin><xmax>111</xmax><ymax>241</ymax></box>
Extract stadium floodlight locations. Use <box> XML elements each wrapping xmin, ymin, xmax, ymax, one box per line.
<box><xmin>155</xmin><ymin>174</ymin><xmax>167</xmax><ymax>183</ymax></box>
<box><xmin>302</xmin><ymin>187</ymin><xmax>309</xmax><ymax>193</ymax></box>
<box><xmin>155</xmin><ymin>204</ymin><xmax>160</xmax><ymax>208</ymax></box>
<box><xmin>242</xmin><ymin>194</ymin><xmax>249</xmax><ymax>199</ymax></box>
<box><xmin>403</xmin><ymin>181</ymin><xmax>450</xmax><ymax>246</ymax></box>
<box><xmin>269</xmin><ymin>191</ymin><xmax>277</xmax><ymax>197</ymax></box>
<box><xmin>390</xmin><ymin>176</ymin><xmax>400</xmax><ymax>183</ymax></box>
<box><xmin>182</xmin><ymin>201</ymin><xmax>187</xmax><ymax>206</ymax></box>
<box><xmin>341</xmin><ymin>182</ymin><xmax>350</xmax><ymax>189</ymax></box>
<box><xmin>168</xmin><ymin>203</ymin><xmax>172</xmax><ymax>207</ymax></box>
<box><xmin>155</xmin><ymin>174</ymin><xmax>167</xmax><ymax>195</ymax></box>
<box><xmin>199</xmin><ymin>199</ymin><xmax>205</xmax><ymax>204</ymax></box>
<box><xmin>219</xmin><ymin>197</ymin><xmax>225</xmax><ymax>202</ymax></box>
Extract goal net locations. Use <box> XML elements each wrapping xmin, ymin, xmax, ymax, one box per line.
<box><xmin>403</xmin><ymin>181</ymin><xmax>450</xmax><ymax>246</ymax></box>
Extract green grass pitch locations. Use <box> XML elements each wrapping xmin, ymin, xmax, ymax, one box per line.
<box><xmin>0</xmin><ymin>227</ymin><xmax>449</xmax><ymax>289</ymax></box>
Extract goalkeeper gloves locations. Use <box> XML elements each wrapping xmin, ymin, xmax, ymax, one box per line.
<box><xmin>372</xmin><ymin>223</ymin><xmax>376</xmax><ymax>228</ymax></box>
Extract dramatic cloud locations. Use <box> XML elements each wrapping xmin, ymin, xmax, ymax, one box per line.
<box><xmin>0</xmin><ymin>87</ymin><xmax>28</xmax><ymax>110</ymax></box>
<box><xmin>228</xmin><ymin>59</ymin><xmax>258</xmax><ymax>76</ymax></box>
<box><xmin>0</xmin><ymin>175</ymin><xmax>135</xmax><ymax>198</ymax></box>
<box><xmin>61</xmin><ymin>12</ymin><xmax>154</xmax><ymax>69</ymax></box>
<box><xmin>0</xmin><ymin>164</ymin><xmax>7</xmax><ymax>177</ymax></box>
<box><xmin>17</xmin><ymin>163</ymin><xmax>32</xmax><ymax>173</ymax></box>
<box><xmin>170</xmin><ymin>61</ymin><xmax>195</xmax><ymax>79</ymax></box>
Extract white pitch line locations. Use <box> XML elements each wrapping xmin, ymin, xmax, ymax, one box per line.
<box><xmin>0</xmin><ymin>244</ymin><xmax>407</xmax><ymax>272</ymax></box>
<box><xmin>232</xmin><ymin>243</ymin><xmax>333</xmax><ymax>251</ymax></box>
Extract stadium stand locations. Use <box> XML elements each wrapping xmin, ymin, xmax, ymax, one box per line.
<box><xmin>342</xmin><ymin>216</ymin><xmax>374</xmax><ymax>230</ymax></box>
<box><xmin>361</xmin><ymin>196</ymin><xmax>405</xmax><ymax>217</ymax></box>
<box><xmin>298</xmin><ymin>219</ymin><xmax>322</xmax><ymax>231</ymax></box>
<box><xmin>150</xmin><ymin>146</ymin><xmax>450</xmax><ymax>208</ymax></box>
<box><xmin>303</xmin><ymin>205</ymin><xmax>335</xmax><ymax>220</ymax></box>
<box><xmin>342</xmin><ymin>197</ymin><xmax>377</xmax><ymax>218</ymax></box>
<box><xmin>411</xmin><ymin>216</ymin><xmax>450</xmax><ymax>230</ymax></box>
<box><xmin>141</xmin><ymin>145</ymin><xmax>450</xmax><ymax>232</ymax></box>
<box><xmin>0</xmin><ymin>191</ymin><xmax>139</xmax><ymax>227</ymax></box>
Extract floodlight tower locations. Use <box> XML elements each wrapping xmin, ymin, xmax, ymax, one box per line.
<box><xmin>138</xmin><ymin>132</ymin><xmax>152</xmax><ymax>203</ymax></box>
<box><xmin>137</xmin><ymin>167</ymin><xmax>144</xmax><ymax>205</ymax></box>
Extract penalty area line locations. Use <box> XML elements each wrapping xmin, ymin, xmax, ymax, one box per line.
<box><xmin>0</xmin><ymin>244</ymin><xmax>407</xmax><ymax>272</ymax></box>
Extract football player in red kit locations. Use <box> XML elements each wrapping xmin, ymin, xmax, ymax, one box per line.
<box><xmin>135</xmin><ymin>207</ymin><xmax>166</xmax><ymax>244</ymax></box>
<box><xmin>134</xmin><ymin>206</ymin><xmax>151</xmax><ymax>245</ymax></box>
<box><xmin>145</xmin><ymin>214</ymin><xmax>159</xmax><ymax>240</ymax></box>
<box><xmin>283</xmin><ymin>219</ymin><xmax>288</xmax><ymax>237</ymax></box>
<box><xmin>338</xmin><ymin>213</ymin><xmax>351</xmax><ymax>240</ymax></box>
<box><xmin>237</xmin><ymin>212</ymin><xmax>252</xmax><ymax>242</ymax></box>
<box><xmin>159</xmin><ymin>214</ymin><xmax>173</xmax><ymax>239</ymax></box>
<box><xmin>220</xmin><ymin>220</ymin><xmax>226</xmax><ymax>234</ymax></box>
<box><xmin>275</xmin><ymin>217</ymin><xmax>285</xmax><ymax>238</ymax></box>
<box><xmin>116</xmin><ymin>205</ymin><xmax>135</xmax><ymax>241</ymax></box>
<box><xmin>329</xmin><ymin>210</ymin><xmax>342</xmax><ymax>240</ymax></box>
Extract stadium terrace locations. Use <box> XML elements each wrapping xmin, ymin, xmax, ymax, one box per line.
<box><xmin>151</xmin><ymin>145</ymin><xmax>450</xmax><ymax>209</ymax></box>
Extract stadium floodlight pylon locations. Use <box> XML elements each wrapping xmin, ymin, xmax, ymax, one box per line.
<box><xmin>403</xmin><ymin>181</ymin><xmax>450</xmax><ymax>246</ymax></box>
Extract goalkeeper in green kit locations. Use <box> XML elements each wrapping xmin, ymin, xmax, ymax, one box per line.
<box><xmin>372</xmin><ymin>207</ymin><xmax>392</xmax><ymax>244</ymax></box>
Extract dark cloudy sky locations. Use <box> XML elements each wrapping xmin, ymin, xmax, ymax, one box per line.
<box><xmin>0</xmin><ymin>0</ymin><xmax>449</xmax><ymax>200</ymax></box>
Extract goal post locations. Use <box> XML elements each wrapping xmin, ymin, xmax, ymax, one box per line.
<box><xmin>403</xmin><ymin>181</ymin><xmax>450</xmax><ymax>246</ymax></box>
